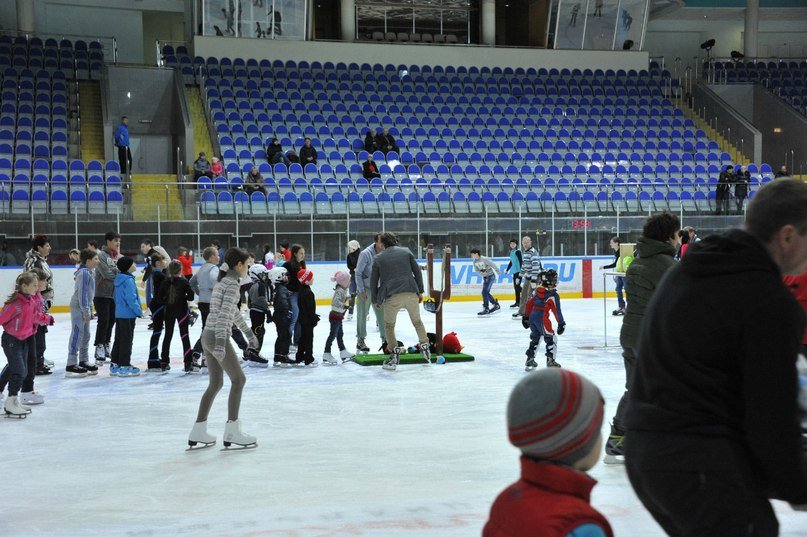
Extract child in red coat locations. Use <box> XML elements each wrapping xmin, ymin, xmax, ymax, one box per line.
<box><xmin>177</xmin><ymin>247</ymin><xmax>194</xmax><ymax>280</ymax></box>
<box><xmin>484</xmin><ymin>369</ymin><xmax>612</xmax><ymax>537</ymax></box>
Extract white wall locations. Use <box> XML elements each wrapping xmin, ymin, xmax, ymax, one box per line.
<box><xmin>194</xmin><ymin>35</ymin><xmax>650</xmax><ymax>72</ymax></box>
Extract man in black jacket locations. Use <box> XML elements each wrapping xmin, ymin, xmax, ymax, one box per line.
<box><xmin>299</xmin><ymin>137</ymin><xmax>317</xmax><ymax>165</ymax></box>
<box><xmin>716</xmin><ymin>164</ymin><xmax>733</xmax><ymax>214</ymax></box>
<box><xmin>375</xmin><ymin>128</ymin><xmax>400</xmax><ymax>156</ymax></box>
<box><xmin>625</xmin><ymin>179</ymin><xmax>807</xmax><ymax>536</ymax></box>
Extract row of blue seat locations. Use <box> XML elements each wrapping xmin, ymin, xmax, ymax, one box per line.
<box><xmin>1</xmin><ymin>190</ymin><xmax>122</xmax><ymax>215</ymax></box>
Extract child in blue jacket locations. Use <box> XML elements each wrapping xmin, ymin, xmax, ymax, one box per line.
<box><xmin>111</xmin><ymin>257</ymin><xmax>142</xmax><ymax>377</ymax></box>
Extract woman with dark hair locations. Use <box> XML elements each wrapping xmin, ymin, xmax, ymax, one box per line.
<box><xmin>285</xmin><ymin>244</ymin><xmax>306</xmax><ymax>351</ymax></box>
<box><xmin>24</xmin><ymin>234</ymin><xmax>54</xmax><ymax>375</ymax></box>
<box><xmin>189</xmin><ymin>247</ymin><xmax>260</xmax><ymax>450</ymax></box>
<box><xmin>676</xmin><ymin>228</ymin><xmax>691</xmax><ymax>261</ymax></box>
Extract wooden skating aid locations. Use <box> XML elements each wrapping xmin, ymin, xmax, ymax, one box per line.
<box><xmin>425</xmin><ymin>243</ymin><xmax>452</xmax><ymax>355</ymax></box>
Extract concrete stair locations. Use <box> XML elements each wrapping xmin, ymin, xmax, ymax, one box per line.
<box><xmin>78</xmin><ymin>81</ymin><xmax>105</xmax><ymax>162</ymax></box>
<box><xmin>130</xmin><ymin>174</ymin><xmax>184</xmax><ymax>221</ymax></box>
<box><xmin>185</xmin><ymin>86</ymin><xmax>215</xmax><ymax>165</ymax></box>
<box><xmin>677</xmin><ymin>98</ymin><xmax>749</xmax><ymax>165</ymax></box>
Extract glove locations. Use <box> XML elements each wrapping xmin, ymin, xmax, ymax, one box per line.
<box><xmin>530</xmin><ymin>276</ymin><xmax>538</xmax><ymax>283</ymax></box>
<box><xmin>48</xmin><ymin>315</ymin><xmax>55</xmax><ymax>326</ymax></box>
<box><xmin>521</xmin><ymin>317</ymin><xmax>529</xmax><ymax>329</ymax></box>
<box><xmin>557</xmin><ymin>323</ymin><xmax>566</xmax><ymax>335</ymax></box>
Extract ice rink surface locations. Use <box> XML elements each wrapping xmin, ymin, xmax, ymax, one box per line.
<box><xmin>3</xmin><ymin>299</ymin><xmax>806</xmax><ymax>537</ymax></box>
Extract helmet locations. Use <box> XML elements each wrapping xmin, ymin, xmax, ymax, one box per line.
<box><xmin>540</xmin><ymin>269</ymin><xmax>559</xmax><ymax>288</ymax></box>
<box><xmin>267</xmin><ymin>266</ymin><xmax>288</xmax><ymax>284</ymax></box>
<box><xmin>248</xmin><ymin>264</ymin><xmax>269</xmax><ymax>283</ymax></box>
<box><xmin>423</xmin><ymin>297</ymin><xmax>439</xmax><ymax>313</ymax></box>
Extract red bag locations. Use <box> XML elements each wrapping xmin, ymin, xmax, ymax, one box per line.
<box><xmin>442</xmin><ymin>332</ymin><xmax>463</xmax><ymax>354</ymax></box>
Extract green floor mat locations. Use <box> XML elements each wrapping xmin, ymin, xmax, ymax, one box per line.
<box><xmin>353</xmin><ymin>353</ymin><xmax>475</xmax><ymax>366</ymax></box>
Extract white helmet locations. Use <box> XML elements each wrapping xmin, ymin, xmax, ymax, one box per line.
<box><xmin>267</xmin><ymin>266</ymin><xmax>288</xmax><ymax>284</ymax></box>
<box><xmin>248</xmin><ymin>264</ymin><xmax>269</xmax><ymax>283</ymax></box>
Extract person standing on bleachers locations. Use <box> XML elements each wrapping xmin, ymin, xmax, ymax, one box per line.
<box><xmin>375</xmin><ymin>128</ymin><xmax>400</xmax><ymax>156</ymax></box>
<box><xmin>734</xmin><ymin>165</ymin><xmax>750</xmax><ymax>214</ymax></box>
<box><xmin>362</xmin><ymin>155</ymin><xmax>381</xmax><ymax>179</ymax></box>
<box><xmin>716</xmin><ymin>164</ymin><xmax>733</xmax><ymax>215</ymax></box>
<box><xmin>299</xmin><ymin>137</ymin><xmax>317</xmax><ymax>166</ymax></box>
<box><xmin>114</xmin><ymin>116</ymin><xmax>132</xmax><ymax>176</ymax></box>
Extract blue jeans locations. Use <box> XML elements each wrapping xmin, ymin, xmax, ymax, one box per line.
<box><xmin>325</xmin><ymin>317</ymin><xmax>345</xmax><ymax>352</ymax></box>
<box><xmin>0</xmin><ymin>332</ymin><xmax>29</xmax><ymax>396</ymax></box>
<box><xmin>615</xmin><ymin>276</ymin><xmax>626</xmax><ymax>309</ymax></box>
<box><xmin>482</xmin><ymin>275</ymin><xmax>496</xmax><ymax>308</ymax></box>
<box><xmin>290</xmin><ymin>292</ymin><xmax>300</xmax><ymax>345</ymax></box>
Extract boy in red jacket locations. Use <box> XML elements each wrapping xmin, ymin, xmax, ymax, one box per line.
<box><xmin>484</xmin><ymin>368</ymin><xmax>612</xmax><ymax>537</ymax></box>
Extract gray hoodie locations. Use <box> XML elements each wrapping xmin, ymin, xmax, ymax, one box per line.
<box><xmin>189</xmin><ymin>262</ymin><xmax>220</xmax><ymax>304</ymax></box>
<box><xmin>94</xmin><ymin>247</ymin><xmax>120</xmax><ymax>298</ymax></box>
<box><xmin>473</xmin><ymin>256</ymin><xmax>500</xmax><ymax>278</ymax></box>
<box><xmin>355</xmin><ymin>243</ymin><xmax>382</xmax><ymax>293</ymax></box>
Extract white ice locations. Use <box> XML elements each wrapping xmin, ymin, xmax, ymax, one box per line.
<box><xmin>3</xmin><ymin>300</ymin><xmax>807</xmax><ymax>537</ymax></box>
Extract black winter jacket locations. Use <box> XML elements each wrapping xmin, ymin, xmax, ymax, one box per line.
<box><xmin>626</xmin><ymin>229</ymin><xmax>807</xmax><ymax>503</ymax></box>
<box><xmin>298</xmin><ymin>285</ymin><xmax>318</xmax><ymax>327</ymax></box>
<box><xmin>273</xmin><ymin>284</ymin><xmax>293</xmax><ymax>327</ymax></box>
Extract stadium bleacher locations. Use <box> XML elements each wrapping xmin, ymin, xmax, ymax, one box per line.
<box><xmin>711</xmin><ymin>60</ymin><xmax>807</xmax><ymax>117</ymax></box>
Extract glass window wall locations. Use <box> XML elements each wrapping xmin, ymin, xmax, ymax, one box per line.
<box><xmin>355</xmin><ymin>1</ymin><xmax>476</xmax><ymax>44</ymax></box>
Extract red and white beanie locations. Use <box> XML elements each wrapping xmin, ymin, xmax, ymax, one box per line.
<box><xmin>297</xmin><ymin>268</ymin><xmax>314</xmax><ymax>285</ymax></box>
<box><xmin>507</xmin><ymin>369</ymin><xmax>604</xmax><ymax>465</ymax></box>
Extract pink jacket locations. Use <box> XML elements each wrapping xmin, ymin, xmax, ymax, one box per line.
<box><xmin>0</xmin><ymin>292</ymin><xmax>53</xmax><ymax>340</ymax></box>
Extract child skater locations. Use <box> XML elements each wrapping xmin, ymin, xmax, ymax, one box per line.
<box><xmin>66</xmin><ymin>249</ymin><xmax>99</xmax><ymax>378</ymax></box>
<box><xmin>21</xmin><ymin>267</ymin><xmax>52</xmax><ymax>404</ymax></box>
<box><xmin>483</xmin><ymin>369</ymin><xmax>611</xmax><ymax>536</ymax></box>
<box><xmin>269</xmin><ymin>266</ymin><xmax>292</xmax><ymax>366</ymax></box>
<box><xmin>471</xmin><ymin>248</ymin><xmax>501</xmax><ymax>316</ymax></box>
<box><xmin>177</xmin><ymin>247</ymin><xmax>194</xmax><ymax>280</ymax></box>
<box><xmin>188</xmin><ymin>248</ymin><xmax>260</xmax><ymax>450</ymax></box>
<box><xmin>147</xmin><ymin>251</ymin><xmax>169</xmax><ymax>372</ymax></box>
<box><xmin>158</xmin><ymin>260</ymin><xmax>196</xmax><ymax>373</ymax></box>
<box><xmin>111</xmin><ymin>257</ymin><xmax>142</xmax><ymax>377</ymax></box>
<box><xmin>322</xmin><ymin>270</ymin><xmax>355</xmax><ymax>365</ymax></box>
<box><xmin>246</xmin><ymin>264</ymin><xmax>272</xmax><ymax>367</ymax></box>
<box><xmin>0</xmin><ymin>272</ymin><xmax>53</xmax><ymax>417</ymax></box>
<box><xmin>295</xmin><ymin>268</ymin><xmax>319</xmax><ymax>367</ymax></box>
<box><xmin>522</xmin><ymin>269</ymin><xmax>566</xmax><ymax>371</ymax></box>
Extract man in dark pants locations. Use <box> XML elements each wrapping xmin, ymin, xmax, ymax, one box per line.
<box><xmin>504</xmin><ymin>239</ymin><xmax>522</xmax><ymax>308</ymax></box>
<box><xmin>603</xmin><ymin>214</ymin><xmax>678</xmax><ymax>464</ymax></box>
<box><xmin>715</xmin><ymin>164</ymin><xmax>733</xmax><ymax>215</ymax></box>
<box><xmin>115</xmin><ymin>116</ymin><xmax>132</xmax><ymax>175</ymax></box>
<box><xmin>625</xmin><ymin>179</ymin><xmax>807</xmax><ymax>536</ymax></box>
<box><xmin>94</xmin><ymin>231</ymin><xmax>122</xmax><ymax>363</ymax></box>
<box><xmin>601</xmin><ymin>236</ymin><xmax>626</xmax><ymax>316</ymax></box>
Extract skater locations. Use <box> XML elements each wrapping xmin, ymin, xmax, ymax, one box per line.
<box><xmin>177</xmin><ymin>247</ymin><xmax>194</xmax><ymax>280</ymax></box>
<box><xmin>94</xmin><ymin>232</ymin><xmax>122</xmax><ymax>364</ymax></box>
<box><xmin>188</xmin><ymin>248</ymin><xmax>260</xmax><ymax>450</ymax></box>
<box><xmin>246</xmin><ymin>264</ymin><xmax>272</xmax><ymax>367</ymax></box>
<box><xmin>110</xmin><ymin>257</ymin><xmax>142</xmax><ymax>377</ymax></box>
<box><xmin>471</xmin><ymin>248</ymin><xmax>501</xmax><ymax>316</ymax></box>
<box><xmin>285</xmin><ymin>244</ymin><xmax>306</xmax><ymax>353</ymax></box>
<box><xmin>522</xmin><ymin>269</ymin><xmax>566</xmax><ymax>370</ymax></box>
<box><xmin>190</xmin><ymin>247</ymin><xmax>220</xmax><ymax>368</ymax></box>
<box><xmin>625</xmin><ymin>179</ymin><xmax>807</xmax><ymax>535</ymax></box>
<box><xmin>346</xmin><ymin>240</ymin><xmax>360</xmax><ymax>321</ymax></box>
<box><xmin>269</xmin><ymin>266</ymin><xmax>293</xmax><ymax>366</ymax></box>
<box><xmin>604</xmin><ymin>213</ymin><xmax>679</xmax><ymax>464</ymax></box>
<box><xmin>146</xmin><ymin>249</ymin><xmax>169</xmax><ymax>371</ymax></box>
<box><xmin>139</xmin><ymin>239</ymin><xmax>155</xmax><ymax>310</ymax></box>
<box><xmin>156</xmin><ymin>260</ymin><xmax>196</xmax><ymax>372</ymax></box>
<box><xmin>516</xmin><ymin>235</ymin><xmax>542</xmax><ymax>320</ymax></box>
<box><xmin>355</xmin><ymin>233</ymin><xmax>386</xmax><ymax>353</ymax></box>
<box><xmin>0</xmin><ymin>273</ymin><xmax>53</xmax><ymax>417</ymax></box>
<box><xmin>601</xmin><ymin>237</ymin><xmax>626</xmax><ymax>315</ymax></box>
<box><xmin>569</xmin><ymin>3</ymin><xmax>580</xmax><ymax>26</ymax></box>
<box><xmin>24</xmin><ymin>234</ymin><xmax>54</xmax><ymax>375</ymax></box>
<box><xmin>14</xmin><ymin>268</ymin><xmax>52</xmax><ymax>404</ymax></box>
<box><xmin>370</xmin><ymin>232</ymin><xmax>430</xmax><ymax>371</ymax></box>
<box><xmin>294</xmin><ymin>268</ymin><xmax>319</xmax><ymax>367</ymax></box>
<box><xmin>504</xmin><ymin>239</ymin><xmax>523</xmax><ymax>308</ymax></box>
<box><xmin>484</xmin><ymin>368</ymin><xmax>610</xmax><ymax>536</ymax></box>
<box><xmin>594</xmin><ymin>0</ymin><xmax>604</xmax><ymax>16</ymax></box>
<box><xmin>66</xmin><ymin>249</ymin><xmax>99</xmax><ymax>378</ymax></box>
<box><xmin>323</xmin><ymin>270</ymin><xmax>355</xmax><ymax>365</ymax></box>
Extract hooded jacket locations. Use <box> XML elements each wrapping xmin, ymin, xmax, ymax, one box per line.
<box><xmin>95</xmin><ymin>246</ymin><xmax>121</xmax><ymax>299</ymax></box>
<box><xmin>114</xmin><ymin>272</ymin><xmax>142</xmax><ymax>319</ymax></box>
<box><xmin>619</xmin><ymin>236</ymin><xmax>677</xmax><ymax>350</ymax></box>
<box><xmin>0</xmin><ymin>292</ymin><xmax>52</xmax><ymax>340</ymax></box>
<box><xmin>626</xmin><ymin>229</ymin><xmax>807</xmax><ymax>503</ymax></box>
<box><xmin>24</xmin><ymin>248</ymin><xmax>54</xmax><ymax>310</ymax></box>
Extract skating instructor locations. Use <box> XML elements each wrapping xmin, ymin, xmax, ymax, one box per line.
<box><xmin>370</xmin><ymin>232</ymin><xmax>430</xmax><ymax>371</ymax></box>
<box><xmin>625</xmin><ymin>179</ymin><xmax>807</xmax><ymax>536</ymax></box>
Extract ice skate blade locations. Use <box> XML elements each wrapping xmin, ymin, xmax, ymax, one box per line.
<box><xmin>64</xmin><ymin>372</ymin><xmax>88</xmax><ymax>379</ymax></box>
<box><xmin>246</xmin><ymin>361</ymin><xmax>269</xmax><ymax>368</ymax></box>
<box><xmin>4</xmin><ymin>411</ymin><xmax>29</xmax><ymax>419</ymax></box>
<box><xmin>382</xmin><ymin>364</ymin><xmax>397</xmax><ymax>371</ymax></box>
<box><xmin>186</xmin><ymin>441</ymin><xmax>216</xmax><ymax>451</ymax></box>
<box><xmin>603</xmin><ymin>454</ymin><xmax>625</xmax><ymax>465</ymax></box>
<box><xmin>322</xmin><ymin>361</ymin><xmax>339</xmax><ymax>366</ymax></box>
<box><xmin>221</xmin><ymin>442</ymin><xmax>258</xmax><ymax>451</ymax></box>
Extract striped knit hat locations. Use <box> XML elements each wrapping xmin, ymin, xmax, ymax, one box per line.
<box><xmin>507</xmin><ymin>369</ymin><xmax>604</xmax><ymax>466</ymax></box>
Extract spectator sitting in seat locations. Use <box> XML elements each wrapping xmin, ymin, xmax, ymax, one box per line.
<box><xmin>210</xmin><ymin>156</ymin><xmax>223</xmax><ymax>177</ymax></box>
<box><xmin>193</xmin><ymin>152</ymin><xmax>212</xmax><ymax>180</ymax></box>
<box><xmin>268</xmin><ymin>137</ymin><xmax>291</xmax><ymax>166</ymax></box>
<box><xmin>364</xmin><ymin>129</ymin><xmax>378</xmax><ymax>153</ymax></box>
<box><xmin>245</xmin><ymin>167</ymin><xmax>267</xmax><ymax>195</ymax></box>
<box><xmin>776</xmin><ymin>165</ymin><xmax>790</xmax><ymax>178</ymax></box>
<box><xmin>362</xmin><ymin>155</ymin><xmax>381</xmax><ymax>180</ymax></box>
<box><xmin>300</xmin><ymin>137</ymin><xmax>317</xmax><ymax>166</ymax></box>
<box><xmin>375</xmin><ymin>127</ymin><xmax>400</xmax><ymax>156</ymax></box>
